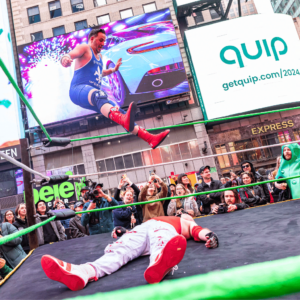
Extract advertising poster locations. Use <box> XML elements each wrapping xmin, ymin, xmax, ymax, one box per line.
<box><xmin>18</xmin><ymin>8</ymin><xmax>189</xmax><ymax>128</ymax></box>
<box><xmin>0</xmin><ymin>1</ymin><xmax>23</xmax><ymax>148</ymax></box>
<box><xmin>185</xmin><ymin>14</ymin><xmax>300</xmax><ymax>120</ymax></box>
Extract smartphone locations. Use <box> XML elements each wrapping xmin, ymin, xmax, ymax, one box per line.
<box><xmin>149</xmin><ymin>170</ymin><xmax>155</xmax><ymax>176</ymax></box>
<box><xmin>121</xmin><ymin>174</ymin><xmax>127</xmax><ymax>179</ymax></box>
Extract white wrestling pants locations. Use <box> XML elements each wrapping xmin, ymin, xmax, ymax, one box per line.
<box><xmin>89</xmin><ymin>220</ymin><xmax>179</xmax><ymax>278</ymax></box>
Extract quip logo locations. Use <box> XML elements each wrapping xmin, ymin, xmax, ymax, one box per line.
<box><xmin>220</xmin><ymin>37</ymin><xmax>288</xmax><ymax>68</ymax></box>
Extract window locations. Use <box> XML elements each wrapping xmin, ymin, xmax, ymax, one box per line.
<box><xmin>53</xmin><ymin>26</ymin><xmax>65</xmax><ymax>36</ymax></box>
<box><xmin>170</xmin><ymin>144</ymin><xmax>181</xmax><ymax>161</ymax></box>
<box><xmin>189</xmin><ymin>140</ymin><xmax>201</xmax><ymax>157</ymax></box>
<box><xmin>132</xmin><ymin>152</ymin><xmax>143</xmax><ymax>167</ymax></box>
<box><xmin>123</xmin><ymin>154</ymin><xmax>134</xmax><ymax>168</ymax></box>
<box><xmin>293</xmin><ymin>128</ymin><xmax>300</xmax><ymax>141</ymax></box>
<box><xmin>151</xmin><ymin>148</ymin><xmax>162</xmax><ymax>164</ymax></box>
<box><xmin>160</xmin><ymin>147</ymin><xmax>172</xmax><ymax>163</ymax></box>
<box><xmin>215</xmin><ymin>144</ymin><xmax>230</xmax><ymax>169</ymax></box>
<box><xmin>142</xmin><ymin>150</ymin><xmax>153</xmax><ymax>165</ymax></box>
<box><xmin>143</xmin><ymin>3</ymin><xmax>157</xmax><ymax>13</ymax></box>
<box><xmin>209</xmin><ymin>8</ymin><xmax>220</xmax><ymax>19</ymax></box>
<box><xmin>97</xmin><ymin>14</ymin><xmax>110</xmax><ymax>25</ymax></box>
<box><xmin>242</xmin><ymin>5</ymin><xmax>248</xmax><ymax>14</ymax></box>
<box><xmin>71</xmin><ymin>0</ymin><xmax>84</xmax><ymax>13</ymax></box>
<box><xmin>193</xmin><ymin>11</ymin><xmax>204</xmax><ymax>23</ymax></box>
<box><xmin>94</xmin><ymin>0</ymin><xmax>107</xmax><ymax>6</ymax></box>
<box><xmin>105</xmin><ymin>158</ymin><xmax>115</xmax><ymax>171</ymax></box>
<box><xmin>0</xmin><ymin>170</ymin><xmax>17</xmax><ymax>198</ymax></box>
<box><xmin>120</xmin><ymin>8</ymin><xmax>133</xmax><ymax>19</ymax></box>
<box><xmin>31</xmin><ymin>31</ymin><xmax>43</xmax><ymax>42</ymax></box>
<box><xmin>28</xmin><ymin>6</ymin><xmax>41</xmax><ymax>24</ymax></box>
<box><xmin>233</xmin><ymin>139</ymin><xmax>262</xmax><ymax>163</ymax></box>
<box><xmin>228</xmin><ymin>142</ymin><xmax>239</xmax><ymax>165</ymax></box>
<box><xmin>249</xmin><ymin>3</ymin><xmax>255</xmax><ymax>12</ymax></box>
<box><xmin>75</xmin><ymin>20</ymin><xmax>88</xmax><ymax>31</ymax></box>
<box><xmin>114</xmin><ymin>156</ymin><xmax>125</xmax><ymax>170</ymax></box>
<box><xmin>260</xmin><ymin>134</ymin><xmax>282</xmax><ymax>159</ymax></box>
<box><xmin>179</xmin><ymin>143</ymin><xmax>191</xmax><ymax>160</ymax></box>
<box><xmin>49</xmin><ymin>1</ymin><xmax>62</xmax><ymax>18</ymax></box>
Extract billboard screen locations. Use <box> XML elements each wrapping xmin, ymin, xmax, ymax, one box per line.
<box><xmin>17</xmin><ymin>8</ymin><xmax>189</xmax><ymax>128</ymax></box>
<box><xmin>185</xmin><ymin>14</ymin><xmax>300</xmax><ymax>120</ymax></box>
<box><xmin>0</xmin><ymin>1</ymin><xmax>23</xmax><ymax>148</ymax></box>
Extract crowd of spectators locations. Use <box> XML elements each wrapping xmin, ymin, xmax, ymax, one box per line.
<box><xmin>0</xmin><ymin>143</ymin><xmax>298</xmax><ymax>280</ymax></box>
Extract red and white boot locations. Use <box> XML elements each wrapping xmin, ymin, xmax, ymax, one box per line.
<box><xmin>138</xmin><ymin>127</ymin><xmax>170</xmax><ymax>149</ymax></box>
<box><xmin>108</xmin><ymin>102</ymin><xmax>137</xmax><ymax>132</ymax></box>
<box><xmin>144</xmin><ymin>235</ymin><xmax>187</xmax><ymax>284</ymax></box>
<box><xmin>41</xmin><ymin>255</ymin><xmax>97</xmax><ymax>291</ymax></box>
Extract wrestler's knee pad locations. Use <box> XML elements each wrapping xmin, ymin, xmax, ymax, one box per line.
<box><xmin>91</xmin><ymin>90</ymin><xmax>110</xmax><ymax>111</ymax></box>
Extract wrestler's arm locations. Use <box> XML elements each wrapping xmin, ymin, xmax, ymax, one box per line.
<box><xmin>102</xmin><ymin>57</ymin><xmax>122</xmax><ymax>77</ymax></box>
<box><xmin>61</xmin><ymin>44</ymin><xmax>89</xmax><ymax>67</ymax></box>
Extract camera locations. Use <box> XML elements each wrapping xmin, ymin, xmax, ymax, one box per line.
<box><xmin>218</xmin><ymin>203</ymin><xmax>226</xmax><ymax>214</ymax></box>
<box><xmin>153</xmin><ymin>179</ymin><xmax>158</xmax><ymax>183</ymax></box>
<box><xmin>83</xmin><ymin>180</ymin><xmax>104</xmax><ymax>203</ymax></box>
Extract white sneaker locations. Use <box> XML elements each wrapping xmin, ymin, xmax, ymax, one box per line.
<box><xmin>41</xmin><ymin>255</ymin><xmax>97</xmax><ymax>291</ymax></box>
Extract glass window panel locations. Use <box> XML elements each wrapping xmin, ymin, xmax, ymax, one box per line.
<box><xmin>228</xmin><ymin>142</ymin><xmax>239</xmax><ymax>165</ymax></box>
<box><xmin>53</xmin><ymin>26</ymin><xmax>65</xmax><ymax>36</ymax></box>
<box><xmin>284</xmin><ymin>130</ymin><xmax>292</xmax><ymax>142</ymax></box>
<box><xmin>293</xmin><ymin>129</ymin><xmax>300</xmax><ymax>141</ymax></box>
<box><xmin>98</xmin><ymin>160</ymin><xmax>107</xmax><ymax>178</ymax></box>
<box><xmin>124</xmin><ymin>154</ymin><xmax>134</xmax><ymax>168</ymax></box>
<box><xmin>28</xmin><ymin>6</ymin><xmax>40</xmax><ymax>16</ymax></box>
<box><xmin>151</xmin><ymin>148</ymin><xmax>162</xmax><ymax>164</ymax></box>
<box><xmin>160</xmin><ymin>146</ymin><xmax>172</xmax><ymax>163</ymax></box>
<box><xmin>77</xmin><ymin>164</ymin><xmax>85</xmax><ymax>175</ymax></box>
<box><xmin>260</xmin><ymin>134</ymin><xmax>281</xmax><ymax>158</ymax></box>
<box><xmin>75</xmin><ymin>20</ymin><xmax>87</xmax><ymax>31</ymax></box>
<box><xmin>94</xmin><ymin>0</ymin><xmax>107</xmax><ymax>6</ymax></box>
<box><xmin>189</xmin><ymin>140</ymin><xmax>201</xmax><ymax>157</ymax></box>
<box><xmin>71</xmin><ymin>0</ymin><xmax>83</xmax><ymax>4</ymax></box>
<box><xmin>0</xmin><ymin>170</ymin><xmax>17</xmax><ymax>198</ymax></box>
<box><xmin>142</xmin><ymin>150</ymin><xmax>153</xmax><ymax>166</ymax></box>
<box><xmin>97</xmin><ymin>14</ymin><xmax>110</xmax><ymax>24</ymax></box>
<box><xmin>105</xmin><ymin>158</ymin><xmax>115</xmax><ymax>171</ymax></box>
<box><xmin>133</xmin><ymin>152</ymin><xmax>143</xmax><ymax>167</ymax></box>
<box><xmin>170</xmin><ymin>144</ymin><xmax>181</xmax><ymax>161</ymax></box>
<box><xmin>72</xmin><ymin>0</ymin><xmax>84</xmax><ymax>13</ymax></box>
<box><xmin>31</xmin><ymin>31</ymin><xmax>43</xmax><ymax>42</ymax></box>
<box><xmin>234</xmin><ymin>139</ymin><xmax>260</xmax><ymax>163</ymax></box>
<box><xmin>220</xmin><ymin>144</ymin><xmax>231</xmax><ymax>167</ymax></box>
<box><xmin>28</xmin><ymin>14</ymin><xmax>41</xmax><ymax>24</ymax></box>
<box><xmin>215</xmin><ymin>145</ymin><xmax>226</xmax><ymax>168</ymax></box>
<box><xmin>193</xmin><ymin>11</ymin><xmax>204</xmax><ymax>23</ymax></box>
<box><xmin>49</xmin><ymin>1</ymin><xmax>61</xmax><ymax>9</ymax></box>
<box><xmin>210</xmin><ymin>8</ymin><xmax>219</xmax><ymax>19</ymax></box>
<box><xmin>120</xmin><ymin>9</ymin><xmax>133</xmax><ymax>19</ymax></box>
<box><xmin>114</xmin><ymin>156</ymin><xmax>125</xmax><ymax>170</ymax></box>
<box><xmin>143</xmin><ymin>3</ymin><xmax>157</xmax><ymax>13</ymax></box>
<box><xmin>179</xmin><ymin>142</ymin><xmax>191</xmax><ymax>160</ymax></box>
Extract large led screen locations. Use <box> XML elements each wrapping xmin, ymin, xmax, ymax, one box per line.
<box><xmin>0</xmin><ymin>1</ymin><xmax>23</xmax><ymax>149</ymax></box>
<box><xmin>185</xmin><ymin>14</ymin><xmax>300</xmax><ymax>120</ymax></box>
<box><xmin>18</xmin><ymin>8</ymin><xmax>189</xmax><ymax>128</ymax></box>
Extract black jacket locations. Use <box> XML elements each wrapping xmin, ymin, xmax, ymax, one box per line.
<box><xmin>13</xmin><ymin>218</ymin><xmax>30</xmax><ymax>253</ymax></box>
<box><xmin>196</xmin><ymin>178</ymin><xmax>223</xmax><ymax>215</ymax></box>
<box><xmin>217</xmin><ymin>202</ymin><xmax>249</xmax><ymax>214</ymax></box>
<box><xmin>239</xmin><ymin>185</ymin><xmax>268</xmax><ymax>206</ymax></box>
<box><xmin>113</xmin><ymin>201</ymin><xmax>138</xmax><ymax>229</ymax></box>
<box><xmin>69</xmin><ymin>215</ymin><xmax>89</xmax><ymax>238</ymax></box>
<box><xmin>240</xmin><ymin>160</ymin><xmax>270</xmax><ymax>202</ymax></box>
<box><xmin>114</xmin><ymin>183</ymin><xmax>142</xmax><ymax>225</ymax></box>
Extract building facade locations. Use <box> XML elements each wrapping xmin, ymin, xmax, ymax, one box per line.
<box><xmin>271</xmin><ymin>0</ymin><xmax>300</xmax><ymax>17</ymax></box>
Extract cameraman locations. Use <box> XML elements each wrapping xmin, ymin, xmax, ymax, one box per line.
<box><xmin>81</xmin><ymin>184</ymin><xmax>119</xmax><ymax>235</ymax></box>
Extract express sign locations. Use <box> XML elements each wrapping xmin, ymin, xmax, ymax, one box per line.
<box><xmin>185</xmin><ymin>14</ymin><xmax>300</xmax><ymax>120</ymax></box>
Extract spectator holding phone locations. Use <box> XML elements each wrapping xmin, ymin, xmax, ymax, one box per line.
<box><xmin>138</xmin><ymin>174</ymin><xmax>168</xmax><ymax>222</ymax></box>
<box><xmin>212</xmin><ymin>190</ymin><xmax>248</xmax><ymax>214</ymax></box>
<box><xmin>167</xmin><ymin>184</ymin><xmax>200</xmax><ymax>217</ymax></box>
<box><xmin>113</xmin><ymin>190</ymin><xmax>137</xmax><ymax>229</ymax></box>
<box><xmin>239</xmin><ymin>172</ymin><xmax>267</xmax><ymax>207</ymax></box>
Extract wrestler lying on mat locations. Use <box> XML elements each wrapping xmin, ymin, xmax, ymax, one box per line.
<box><xmin>41</xmin><ymin>215</ymin><xmax>218</xmax><ymax>291</ymax></box>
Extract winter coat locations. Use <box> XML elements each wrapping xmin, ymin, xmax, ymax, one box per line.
<box><xmin>113</xmin><ymin>201</ymin><xmax>138</xmax><ymax>229</ymax></box>
<box><xmin>196</xmin><ymin>178</ymin><xmax>223</xmax><ymax>215</ymax></box>
<box><xmin>114</xmin><ymin>183</ymin><xmax>142</xmax><ymax>225</ymax></box>
<box><xmin>69</xmin><ymin>215</ymin><xmax>89</xmax><ymax>238</ymax></box>
<box><xmin>276</xmin><ymin>143</ymin><xmax>300</xmax><ymax>199</ymax></box>
<box><xmin>239</xmin><ymin>185</ymin><xmax>268</xmax><ymax>206</ymax></box>
<box><xmin>273</xmin><ymin>185</ymin><xmax>292</xmax><ymax>202</ymax></box>
<box><xmin>167</xmin><ymin>196</ymin><xmax>200</xmax><ymax>217</ymax></box>
<box><xmin>35</xmin><ymin>213</ymin><xmax>66</xmax><ymax>245</ymax></box>
<box><xmin>13</xmin><ymin>218</ymin><xmax>30</xmax><ymax>253</ymax></box>
<box><xmin>216</xmin><ymin>202</ymin><xmax>249</xmax><ymax>214</ymax></box>
<box><xmin>138</xmin><ymin>181</ymin><xmax>168</xmax><ymax>222</ymax></box>
<box><xmin>60</xmin><ymin>218</ymin><xmax>71</xmax><ymax>229</ymax></box>
<box><xmin>0</xmin><ymin>223</ymin><xmax>27</xmax><ymax>269</ymax></box>
<box><xmin>81</xmin><ymin>197</ymin><xmax>119</xmax><ymax>235</ymax></box>
<box><xmin>240</xmin><ymin>160</ymin><xmax>270</xmax><ymax>202</ymax></box>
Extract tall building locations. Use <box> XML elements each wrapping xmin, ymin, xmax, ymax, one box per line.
<box><xmin>222</xmin><ymin>0</ymin><xmax>257</xmax><ymax>19</ymax></box>
<box><xmin>4</xmin><ymin>0</ymin><xmax>217</xmax><ymax>201</ymax></box>
<box><xmin>271</xmin><ymin>0</ymin><xmax>300</xmax><ymax>17</ymax></box>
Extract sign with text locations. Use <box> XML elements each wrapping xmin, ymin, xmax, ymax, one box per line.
<box><xmin>0</xmin><ymin>144</ymin><xmax>21</xmax><ymax>163</ymax></box>
<box><xmin>185</xmin><ymin>14</ymin><xmax>300</xmax><ymax>120</ymax></box>
<box><xmin>251</xmin><ymin>120</ymin><xmax>294</xmax><ymax>135</ymax></box>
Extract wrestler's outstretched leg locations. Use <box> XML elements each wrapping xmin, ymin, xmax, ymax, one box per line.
<box><xmin>144</xmin><ymin>221</ymin><xmax>187</xmax><ymax>284</ymax></box>
<box><xmin>91</xmin><ymin>90</ymin><xmax>170</xmax><ymax>149</ymax></box>
<box><xmin>41</xmin><ymin>223</ymin><xmax>150</xmax><ymax>291</ymax></box>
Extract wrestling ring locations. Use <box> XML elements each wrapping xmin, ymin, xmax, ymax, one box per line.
<box><xmin>1</xmin><ymin>57</ymin><xmax>300</xmax><ymax>299</ymax></box>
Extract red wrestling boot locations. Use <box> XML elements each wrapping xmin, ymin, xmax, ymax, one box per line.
<box><xmin>41</xmin><ymin>255</ymin><xmax>97</xmax><ymax>291</ymax></box>
<box><xmin>144</xmin><ymin>235</ymin><xmax>187</xmax><ymax>284</ymax></box>
<box><xmin>138</xmin><ymin>127</ymin><xmax>170</xmax><ymax>149</ymax></box>
<box><xmin>108</xmin><ymin>102</ymin><xmax>137</xmax><ymax>132</ymax></box>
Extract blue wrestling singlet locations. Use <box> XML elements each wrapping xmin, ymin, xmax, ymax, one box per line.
<box><xmin>69</xmin><ymin>47</ymin><xmax>111</xmax><ymax>113</ymax></box>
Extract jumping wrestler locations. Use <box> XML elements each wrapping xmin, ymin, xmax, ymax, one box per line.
<box><xmin>61</xmin><ymin>28</ymin><xmax>169</xmax><ymax>149</ymax></box>
<box><xmin>41</xmin><ymin>215</ymin><xmax>218</xmax><ymax>291</ymax></box>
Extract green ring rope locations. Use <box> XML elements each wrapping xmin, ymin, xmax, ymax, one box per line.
<box><xmin>70</xmin><ymin>105</ymin><xmax>300</xmax><ymax>142</ymax></box>
<box><xmin>0</xmin><ymin>175</ymin><xmax>298</xmax><ymax>246</ymax></box>
<box><xmin>0</xmin><ymin>58</ymin><xmax>52</xmax><ymax>142</ymax></box>
<box><xmin>66</xmin><ymin>254</ymin><xmax>300</xmax><ymax>300</ymax></box>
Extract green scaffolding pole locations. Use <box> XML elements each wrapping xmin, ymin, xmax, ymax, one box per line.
<box><xmin>70</xmin><ymin>105</ymin><xmax>300</xmax><ymax>142</ymax></box>
<box><xmin>66</xmin><ymin>254</ymin><xmax>300</xmax><ymax>300</ymax></box>
<box><xmin>0</xmin><ymin>58</ymin><xmax>52</xmax><ymax>142</ymax></box>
